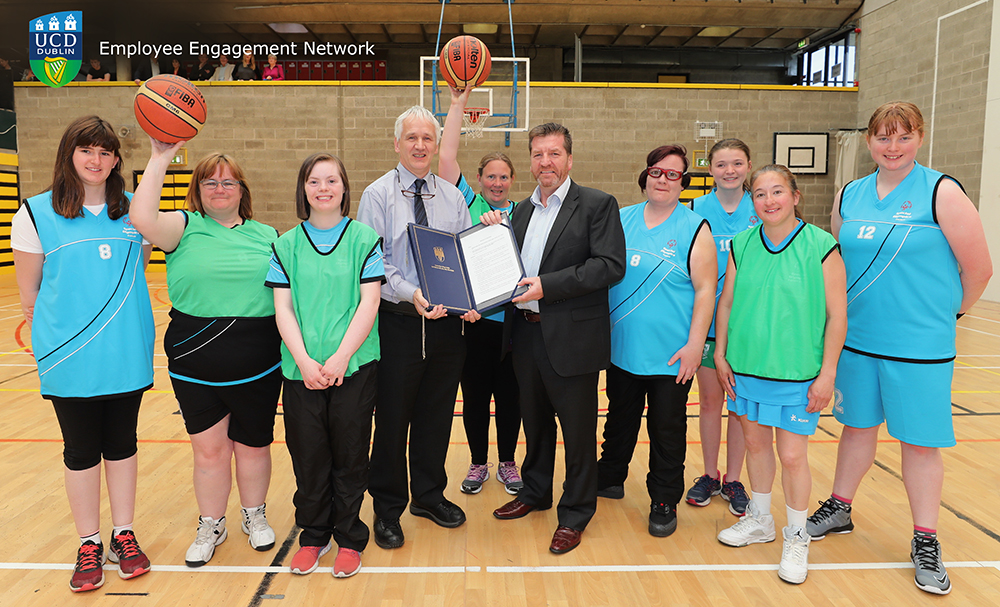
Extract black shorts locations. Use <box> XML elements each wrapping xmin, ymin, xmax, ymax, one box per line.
<box><xmin>51</xmin><ymin>392</ymin><xmax>144</xmax><ymax>470</ymax></box>
<box><xmin>164</xmin><ymin>309</ymin><xmax>282</xmax><ymax>447</ymax></box>
<box><xmin>171</xmin><ymin>372</ymin><xmax>281</xmax><ymax>446</ymax></box>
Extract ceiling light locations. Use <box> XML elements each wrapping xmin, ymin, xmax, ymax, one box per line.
<box><xmin>268</xmin><ymin>23</ymin><xmax>309</xmax><ymax>34</ymax></box>
<box><xmin>464</xmin><ymin>23</ymin><xmax>499</xmax><ymax>35</ymax></box>
<box><xmin>697</xmin><ymin>26</ymin><xmax>741</xmax><ymax>37</ymax></box>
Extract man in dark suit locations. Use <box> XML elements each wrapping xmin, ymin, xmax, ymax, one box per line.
<box><xmin>490</xmin><ymin>122</ymin><xmax>626</xmax><ymax>553</ymax></box>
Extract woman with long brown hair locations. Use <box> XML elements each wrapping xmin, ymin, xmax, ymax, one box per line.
<box><xmin>13</xmin><ymin>115</ymin><xmax>155</xmax><ymax>592</ymax></box>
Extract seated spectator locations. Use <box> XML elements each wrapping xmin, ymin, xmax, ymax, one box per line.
<box><xmin>233</xmin><ymin>52</ymin><xmax>260</xmax><ymax>81</ymax></box>
<box><xmin>133</xmin><ymin>53</ymin><xmax>161</xmax><ymax>85</ymax></box>
<box><xmin>262</xmin><ymin>54</ymin><xmax>284</xmax><ymax>81</ymax></box>
<box><xmin>0</xmin><ymin>57</ymin><xmax>12</xmax><ymax>72</ymax></box>
<box><xmin>86</xmin><ymin>58</ymin><xmax>111</xmax><ymax>81</ymax></box>
<box><xmin>168</xmin><ymin>58</ymin><xmax>188</xmax><ymax>79</ymax></box>
<box><xmin>212</xmin><ymin>55</ymin><xmax>235</xmax><ymax>81</ymax></box>
<box><xmin>191</xmin><ymin>54</ymin><xmax>214</xmax><ymax>81</ymax></box>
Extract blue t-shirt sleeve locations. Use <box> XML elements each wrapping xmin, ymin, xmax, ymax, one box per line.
<box><xmin>456</xmin><ymin>173</ymin><xmax>476</xmax><ymax>207</ymax></box>
<box><xmin>362</xmin><ymin>242</ymin><xmax>385</xmax><ymax>282</ymax></box>
<box><xmin>265</xmin><ymin>251</ymin><xmax>289</xmax><ymax>288</ymax></box>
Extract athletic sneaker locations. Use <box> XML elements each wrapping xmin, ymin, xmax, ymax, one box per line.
<box><xmin>685</xmin><ymin>473</ymin><xmax>721</xmax><ymax>506</ymax></box>
<box><xmin>461</xmin><ymin>463</ymin><xmax>490</xmax><ymax>494</ymax></box>
<box><xmin>242</xmin><ymin>504</ymin><xmax>276</xmax><ymax>551</ymax></box>
<box><xmin>185</xmin><ymin>515</ymin><xmax>228</xmax><ymax>567</ymax></box>
<box><xmin>69</xmin><ymin>540</ymin><xmax>106</xmax><ymax>593</ymax></box>
<box><xmin>290</xmin><ymin>542</ymin><xmax>332</xmax><ymax>575</ymax></box>
<box><xmin>108</xmin><ymin>530</ymin><xmax>151</xmax><ymax>579</ymax></box>
<box><xmin>717</xmin><ymin>500</ymin><xmax>776</xmax><ymax>547</ymax></box>
<box><xmin>806</xmin><ymin>497</ymin><xmax>854</xmax><ymax>540</ymax></box>
<box><xmin>333</xmin><ymin>548</ymin><xmax>362</xmax><ymax>578</ymax></box>
<box><xmin>497</xmin><ymin>461</ymin><xmax>524</xmax><ymax>495</ymax></box>
<box><xmin>911</xmin><ymin>535</ymin><xmax>952</xmax><ymax>595</ymax></box>
<box><xmin>648</xmin><ymin>502</ymin><xmax>678</xmax><ymax>538</ymax></box>
<box><xmin>777</xmin><ymin>525</ymin><xmax>811</xmax><ymax>584</ymax></box>
<box><xmin>721</xmin><ymin>477</ymin><xmax>750</xmax><ymax>516</ymax></box>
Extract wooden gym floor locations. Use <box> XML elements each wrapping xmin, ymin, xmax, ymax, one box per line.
<box><xmin>1</xmin><ymin>273</ymin><xmax>1000</xmax><ymax>606</ymax></box>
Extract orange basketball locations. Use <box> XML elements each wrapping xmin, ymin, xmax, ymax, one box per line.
<box><xmin>133</xmin><ymin>75</ymin><xmax>207</xmax><ymax>143</ymax></box>
<box><xmin>440</xmin><ymin>35</ymin><xmax>491</xmax><ymax>90</ymax></box>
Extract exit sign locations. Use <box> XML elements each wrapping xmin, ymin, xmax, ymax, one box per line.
<box><xmin>170</xmin><ymin>149</ymin><xmax>188</xmax><ymax>166</ymax></box>
<box><xmin>695</xmin><ymin>158</ymin><xmax>709</xmax><ymax>168</ymax></box>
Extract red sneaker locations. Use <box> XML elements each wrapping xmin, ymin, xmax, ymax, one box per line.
<box><xmin>69</xmin><ymin>540</ymin><xmax>106</xmax><ymax>592</ymax></box>
<box><xmin>108</xmin><ymin>530</ymin><xmax>151</xmax><ymax>580</ymax></box>
<box><xmin>332</xmin><ymin>548</ymin><xmax>361</xmax><ymax>578</ymax></box>
<box><xmin>290</xmin><ymin>542</ymin><xmax>331</xmax><ymax>575</ymax></box>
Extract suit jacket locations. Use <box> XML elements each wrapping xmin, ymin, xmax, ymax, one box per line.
<box><xmin>503</xmin><ymin>180</ymin><xmax>626</xmax><ymax>377</ymax></box>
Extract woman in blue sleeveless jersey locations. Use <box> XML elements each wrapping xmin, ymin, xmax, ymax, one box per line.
<box><xmin>13</xmin><ymin>116</ymin><xmax>154</xmax><ymax>592</ymax></box>
<box><xmin>807</xmin><ymin>102</ymin><xmax>992</xmax><ymax>595</ymax></box>
<box><xmin>595</xmin><ymin>144</ymin><xmax>717</xmax><ymax>536</ymax></box>
<box><xmin>132</xmin><ymin>142</ymin><xmax>281</xmax><ymax>568</ymax></box>
<box><xmin>687</xmin><ymin>139</ymin><xmax>757</xmax><ymax>516</ymax></box>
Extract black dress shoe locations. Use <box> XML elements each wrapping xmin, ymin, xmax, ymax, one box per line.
<box><xmin>373</xmin><ymin>516</ymin><xmax>405</xmax><ymax>549</ymax></box>
<box><xmin>597</xmin><ymin>485</ymin><xmax>625</xmax><ymax>499</ymax></box>
<box><xmin>409</xmin><ymin>499</ymin><xmax>466</xmax><ymax>528</ymax></box>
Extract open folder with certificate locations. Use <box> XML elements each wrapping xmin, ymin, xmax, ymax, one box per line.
<box><xmin>408</xmin><ymin>219</ymin><xmax>529</xmax><ymax>315</ymax></box>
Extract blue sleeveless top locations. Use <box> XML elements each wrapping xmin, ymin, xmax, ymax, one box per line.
<box><xmin>610</xmin><ymin>201</ymin><xmax>708</xmax><ymax>376</ymax></box>
<box><xmin>690</xmin><ymin>190</ymin><xmax>759</xmax><ymax>339</ymax></box>
<box><xmin>26</xmin><ymin>192</ymin><xmax>155</xmax><ymax>398</ymax></box>
<box><xmin>838</xmin><ymin>162</ymin><xmax>963</xmax><ymax>362</ymax></box>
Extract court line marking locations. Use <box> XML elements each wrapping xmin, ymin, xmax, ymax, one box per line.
<box><xmin>958</xmin><ymin>325</ymin><xmax>1000</xmax><ymax>338</ymax></box>
<box><xmin>2</xmin><ymin>561</ymin><xmax>998</xmax><ymax>574</ymax></box>
<box><xmin>966</xmin><ymin>314</ymin><xmax>1000</xmax><ymax>325</ymax></box>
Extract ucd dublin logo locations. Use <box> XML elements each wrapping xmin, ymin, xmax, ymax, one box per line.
<box><xmin>30</xmin><ymin>12</ymin><xmax>83</xmax><ymax>88</ymax></box>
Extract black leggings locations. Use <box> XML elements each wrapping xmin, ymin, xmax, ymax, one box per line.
<box><xmin>51</xmin><ymin>393</ymin><xmax>143</xmax><ymax>471</ymax></box>
<box><xmin>460</xmin><ymin>319</ymin><xmax>521</xmax><ymax>463</ymax></box>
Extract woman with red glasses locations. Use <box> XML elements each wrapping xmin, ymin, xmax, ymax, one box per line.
<box><xmin>595</xmin><ymin>144</ymin><xmax>717</xmax><ymax>537</ymax></box>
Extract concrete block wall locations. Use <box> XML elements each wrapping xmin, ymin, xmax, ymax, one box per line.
<box><xmin>857</xmin><ymin>0</ymin><xmax>991</xmax><ymax>207</ymax></box>
<box><xmin>13</xmin><ymin>81</ymin><xmax>856</xmax><ymax>234</ymax></box>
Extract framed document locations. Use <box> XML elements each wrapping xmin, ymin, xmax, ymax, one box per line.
<box><xmin>408</xmin><ymin>221</ymin><xmax>528</xmax><ymax>315</ymax></box>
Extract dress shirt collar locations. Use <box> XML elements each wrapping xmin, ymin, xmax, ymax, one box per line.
<box><xmin>396</xmin><ymin>163</ymin><xmax>431</xmax><ymax>192</ymax></box>
<box><xmin>530</xmin><ymin>176</ymin><xmax>573</xmax><ymax>209</ymax></box>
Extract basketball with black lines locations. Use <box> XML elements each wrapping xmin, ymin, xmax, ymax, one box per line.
<box><xmin>440</xmin><ymin>35</ymin><xmax>492</xmax><ymax>90</ymax></box>
<box><xmin>133</xmin><ymin>75</ymin><xmax>207</xmax><ymax>143</ymax></box>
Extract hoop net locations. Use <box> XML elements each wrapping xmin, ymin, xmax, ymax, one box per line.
<box><xmin>463</xmin><ymin>108</ymin><xmax>491</xmax><ymax>139</ymax></box>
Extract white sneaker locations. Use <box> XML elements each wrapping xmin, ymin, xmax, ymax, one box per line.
<box><xmin>242</xmin><ymin>504</ymin><xmax>276</xmax><ymax>551</ymax></box>
<box><xmin>778</xmin><ymin>525</ymin><xmax>811</xmax><ymax>584</ymax></box>
<box><xmin>717</xmin><ymin>500</ymin><xmax>776</xmax><ymax>547</ymax></box>
<box><xmin>185</xmin><ymin>516</ymin><xmax>228</xmax><ymax>567</ymax></box>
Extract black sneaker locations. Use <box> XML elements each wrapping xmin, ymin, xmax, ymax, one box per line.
<box><xmin>806</xmin><ymin>497</ymin><xmax>854</xmax><ymax>540</ymax></box>
<box><xmin>685</xmin><ymin>474</ymin><xmax>721</xmax><ymax>506</ymax></box>
<box><xmin>648</xmin><ymin>502</ymin><xmax>677</xmax><ymax>537</ymax></box>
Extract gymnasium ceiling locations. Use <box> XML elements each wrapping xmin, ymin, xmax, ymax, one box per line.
<box><xmin>2</xmin><ymin>0</ymin><xmax>863</xmax><ymax>58</ymax></box>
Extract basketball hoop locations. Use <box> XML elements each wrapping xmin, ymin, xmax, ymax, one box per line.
<box><xmin>463</xmin><ymin>107</ymin><xmax>491</xmax><ymax>139</ymax></box>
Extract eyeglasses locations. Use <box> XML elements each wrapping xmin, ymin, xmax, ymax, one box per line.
<box><xmin>200</xmin><ymin>179</ymin><xmax>241</xmax><ymax>191</ymax></box>
<box><xmin>400</xmin><ymin>188</ymin><xmax>436</xmax><ymax>200</ymax></box>
<box><xmin>645</xmin><ymin>167</ymin><xmax>684</xmax><ymax>181</ymax></box>
<box><xmin>396</xmin><ymin>170</ymin><xmax>437</xmax><ymax>200</ymax></box>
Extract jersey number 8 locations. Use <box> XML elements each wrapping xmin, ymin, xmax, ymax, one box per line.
<box><xmin>99</xmin><ymin>244</ymin><xmax>112</xmax><ymax>259</ymax></box>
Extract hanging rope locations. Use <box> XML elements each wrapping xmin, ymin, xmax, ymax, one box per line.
<box><xmin>433</xmin><ymin>0</ymin><xmax>448</xmax><ymax>56</ymax></box>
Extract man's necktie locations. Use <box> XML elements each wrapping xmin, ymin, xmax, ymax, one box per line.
<box><xmin>413</xmin><ymin>178</ymin><xmax>427</xmax><ymax>226</ymax></box>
